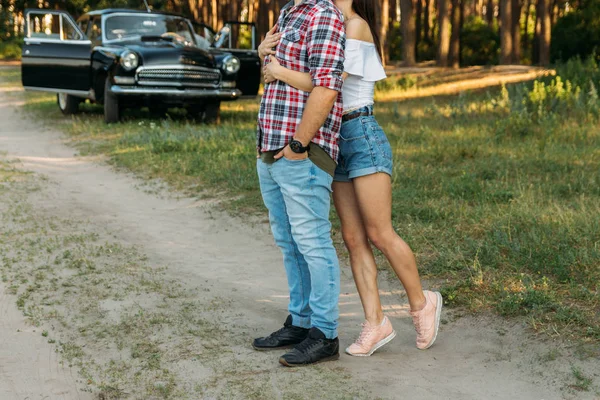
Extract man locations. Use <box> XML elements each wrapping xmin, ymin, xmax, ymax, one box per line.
<box><xmin>253</xmin><ymin>0</ymin><xmax>345</xmax><ymax>367</ymax></box>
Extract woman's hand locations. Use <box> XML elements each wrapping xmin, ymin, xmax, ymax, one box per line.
<box><xmin>263</xmin><ymin>55</ymin><xmax>282</xmax><ymax>84</ymax></box>
<box><xmin>258</xmin><ymin>25</ymin><xmax>281</xmax><ymax>61</ymax></box>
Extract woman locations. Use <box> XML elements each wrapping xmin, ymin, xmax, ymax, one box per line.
<box><xmin>258</xmin><ymin>0</ymin><xmax>442</xmax><ymax>356</ymax></box>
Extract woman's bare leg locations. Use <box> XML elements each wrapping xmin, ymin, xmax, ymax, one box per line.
<box><xmin>352</xmin><ymin>173</ymin><xmax>426</xmax><ymax>312</ymax></box>
<box><xmin>332</xmin><ymin>181</ymin><xmax>385</xmax><ymax>325</ymax></box>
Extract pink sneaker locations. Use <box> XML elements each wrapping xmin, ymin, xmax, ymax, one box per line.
<box><xmin>345</xmin><ymin>316</ymin><xmax>397</xmax><ymax>357</ymax></box>
<box><xmin>410</xmin><ymin>290</ymin><xmax>443</xmax><ymax>350</ymax></box>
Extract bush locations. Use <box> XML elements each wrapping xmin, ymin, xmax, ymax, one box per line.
<box><xmin>460</xmin><ymin>16</ymin><xmax>499</xmax><ymax>66</ymax></box>
<box><xmin>551</xmin><ymin>2</ymin><xmax>600</xmax><ymax>63</ymax></box>
<box><xmin>495</xmin><ymin>57</ymin><xmax>600</xmax><ymax>138</ymax></box>
<box><xmin>0</xmin><ymin>39</ymin><xmax>22</xmax><ymax>61</ymax></box>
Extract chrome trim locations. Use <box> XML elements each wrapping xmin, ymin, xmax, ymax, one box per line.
<box><xmin>110</xmin><ymin>85</ymin><xmax>242</xmax><ymax>99</ymax></box>
<box><xmin>23</xmin><ymin>86</ymin><xmax>92</xmax><ymax>99</ymax></box>
<box><xmin>114</xmin><ymin>76</ymin><xmax>136</xmax><ymax>84</ymax></box>
<box><xmin>135</xmin><ymin>65</ymin><xmax>222</xmax><ymax>88</ymax></box>
<box><xmin>24</xmin><ymin>38</ymin><xmax>92</xmax><ymax>45</ymax></box>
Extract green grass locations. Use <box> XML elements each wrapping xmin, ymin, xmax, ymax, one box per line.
<box><xmin>3</xmin><ymin>66</ymin><xmax>599</xmax><ymax>343</ymax></box>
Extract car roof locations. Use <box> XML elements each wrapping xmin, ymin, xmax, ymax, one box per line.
<box><xmin>85</xmin><ymin>9</ymin><xmax>188</xmax><ymax>18</ymax></box>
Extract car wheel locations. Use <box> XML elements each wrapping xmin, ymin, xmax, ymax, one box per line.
<box><xmin>204</xmin><ymin>101</ymin><xmax>221</xmax><ymax>124</ymax></box>
<box><xmin>57</xmin><ymin>93</ymin><xmax>81</xmax><ymax>115</ymax></box>
<box><xmin>104</xmin><ymin>79</ymin><xmax>120</xmax><ymax>124</ymax></box>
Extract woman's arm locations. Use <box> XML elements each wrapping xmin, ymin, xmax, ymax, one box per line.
<box><xmin>264</xmin><ymin>56</ymin><xmax>348</xmax><ymax>92</ymax></box>
<box><xmin>264</xmin><ymin>56</ymin><xmax>315</xmax><ymax>92</ymax></box>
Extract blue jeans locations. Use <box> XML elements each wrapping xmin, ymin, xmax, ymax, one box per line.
<box><xmin>257</xmin><ymin>157</ymin><xmax>340</xmax><ymax>339</ymax></box>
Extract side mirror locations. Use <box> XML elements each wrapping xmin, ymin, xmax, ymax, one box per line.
<box><xmin>214</xmin><ymin>26</ymin><xmax>231</xmax><ymax>49</ymax></box>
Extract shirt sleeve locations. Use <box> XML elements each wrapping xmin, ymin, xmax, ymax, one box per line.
<box><xmin>306</xmin><ymin>8</ymin><xmax>345</xmax><ymax>92</ymax></box>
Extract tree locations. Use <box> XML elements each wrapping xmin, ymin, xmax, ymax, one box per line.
<box><xmin>437</xmin><ymin>0</ymin><xmax>450</xmax><ymax>66</ymax></box>
<box><xmin>400</xmin><ymin>0</ymin><xmax>417</xmax><ymax>65</ymax></box>
<box><xmin>511</xmin><ymin>0</ymin><xmax>522</xmax><ymax>63</ymax></box>
<box><xmin>538</xmin><ymin>0</ymin><xmax>551</xmax><ymax>65</ymax></box>
<box><xmin>500</xmin><ymin>0</ymin><xmax>513</xmax><ymax>64</ymax></box>
<box><xmin>449</xmin><ymin>0</ymin><xmax>460</xmax><ymax>68</ymax></box>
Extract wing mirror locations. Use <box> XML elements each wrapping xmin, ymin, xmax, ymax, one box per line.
<box><xmin>213</xmin><ymin>26</ymin><xmax>231</xmax><ymax>49</ymax></box>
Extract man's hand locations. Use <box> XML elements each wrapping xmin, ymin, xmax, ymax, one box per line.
<box><xmin>274</xmin><ymin>145</ymin><xmax>309</xmax><ymax>161</ymax></box>
<box><xmin>263</xmin><ymin>55</ymin><xmax>282</xmax><ymax>84</ymax></box>
<box><xmin>258</xmin><ymin>25</ymin><xmax>281</xmax><ymax>61</ymax></box>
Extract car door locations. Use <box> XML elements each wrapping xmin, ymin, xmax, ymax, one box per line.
<box><xmin>22</xmin><ymin>9</ymin><xmax>91</xmax><ymax>95</ymax></box>
<box><xmin>215</xmin><ymin>22</ymin><xmax>260</xmax><ymax>97</ymax></box>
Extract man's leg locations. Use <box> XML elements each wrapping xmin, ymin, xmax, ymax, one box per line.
<box><xmin>256</xmin><ymin>159</ymin><xmax>312</xmax><ymax>328</ymax></box>
<box><xmin>272</xmin><ymin>158</ymin><xmax>340</xmax><ymax>340</ymax></box>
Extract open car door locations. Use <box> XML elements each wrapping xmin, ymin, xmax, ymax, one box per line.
<box><xmin>214</xmin><ymin>22</ymin><xmax>260</xmax><ymax>97</ymax></box>
<box><xmin>22</xmin><ymin>9</ymin><xmax>91</xmax><ymax>96</ymax></box>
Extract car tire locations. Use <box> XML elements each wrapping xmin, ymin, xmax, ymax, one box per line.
<box><xmin>57</xmin><ymin>93</ymin><xmax>81</xmax><ymax>115</ymax></box>
<box><xmin>204</xmin><ymin>101</ymin><xmax>221</xmax><ymax>124</ymax></box>
<box><xmin>104</xmin><ymin>79</ymin><xmax>120</xmax><ymax>124</ymax></box>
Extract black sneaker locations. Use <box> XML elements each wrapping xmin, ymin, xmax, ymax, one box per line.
<box><xmin>279</xmin><ymin>327</ymin><xmax>339</xmax><ymax>367</ymax></box>
<box><xmin>252</xmin><ymin>315</ymin><xmax>310</xmax><ymax>351</ymax></box>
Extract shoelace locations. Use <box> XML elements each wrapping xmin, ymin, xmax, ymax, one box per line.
<box><xmin>267</xmin><ymin>325</ymin><xmax>289</xmax><ymax>339</ymax></box>
<box><xmin>355</xmin><ymin>322</ymin><xmax>376</xmax><ymax>345</ymax></box>
<box><xmin>294</xmin><ymin>336</ymin><xmax>321</xmax><ymax>353</ymax></box>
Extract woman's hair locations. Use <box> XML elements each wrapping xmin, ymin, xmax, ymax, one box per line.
<box><xmin>351</xmin><ymin>0</ymin><xmax>383</xmax><ymax>60</ymax></box>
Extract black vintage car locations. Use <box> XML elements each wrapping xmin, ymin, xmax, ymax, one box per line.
<box><xmin>21</xmin><ymin>8</ymin><xmax>261</xmax><ymax>123</ymax></box>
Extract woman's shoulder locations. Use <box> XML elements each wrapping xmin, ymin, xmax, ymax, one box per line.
<box><xmin>345</xmin><ymin>17</ymin><xmax>374</xmax><ymax>43</ymax></box>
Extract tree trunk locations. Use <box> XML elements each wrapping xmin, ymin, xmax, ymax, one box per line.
<box><xmin>500</xmin><ymin>0</ymin><xmax>512</xmax><ymax>64</ymax></box>
<box><xmin>538</xmin><ymin>0</ymin><xmax>551</xmax><ymax>65</ymax></box>
<box><xmin>449</xmin><ymin>0</ymin><xmax>460</xmax><ymax>68</ymax></box>
<box><xmin>532</xmin><ymin>0</ymin><xmax>541</xmax><ymax>64</ymax></box>
<box><xmin>390</xmin><ymin>0</ymin><xmax>399</xmax><ymax>26</ymax></box>
<box><xmin>416</xmin><ymin>0</ymin><xmax>423</xmax><ymax>52</ymax></box>
<box><xmin>511</xmin><ymin>0</ymin><xmax>522</xmax><ymax>63</ymax></box>
<box><xmin>486</xmin><ymin>0</ymin><xmax>494</xmax><ymax>26</ymax></box>
<box><xmin>522</xmin><ymin>0</ymin><xmax>531</xmax><ymax>59</ymax></box>
<box><xmin>424</xmin><ymin>0</ymin><xmax>434</xmax><ymax>42</ymax></box>
<box><xmin>381</xmin><ymin>0</ymin><xmax>390</xmax><ymax>63</ymax></box>
<box><xmin>437</xmin><ymin>0</ymin><xmax>450</xmax><ymax>66</ymax></box>
<box><xmin>400</xmin><ymin>0</ymin><xmax>417</xmax><ymax>66</ymax></box>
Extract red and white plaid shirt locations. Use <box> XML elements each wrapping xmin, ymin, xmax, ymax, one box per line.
<box><xmin>257</xmin><ymin>0</ymin><xmax>345</xmax><ymax>162</ymax></box>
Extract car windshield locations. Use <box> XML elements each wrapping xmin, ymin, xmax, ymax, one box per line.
<box><xmin>104</xmin><ymin>14</ymin><xmax>195</xmax><ymax>45</ymax></box>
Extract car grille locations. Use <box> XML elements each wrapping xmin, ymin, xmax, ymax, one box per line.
<box><xmin>136</xmin><ymin>66</ymin><xmax>221</xmax><ymax>88</ymax></box>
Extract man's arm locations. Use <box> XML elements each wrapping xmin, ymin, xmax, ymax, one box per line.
<box><xmin>275</xmin><ymin>7</ymin><xmax>345</xmax><ymax>160</ymax></box>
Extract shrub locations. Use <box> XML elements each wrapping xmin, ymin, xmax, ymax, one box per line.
<box><xmin>551</xmin><ymin>2</ymin><xmax>600</xmax><ymax>63</ymax></box>
<box><xmin>460</xmin><ymin>16</ymin><xmax>499</xmax><ymax>66</ymax></box>
<box><xmin>0</xmin><ymin>39</ymin><xmax>22</xmax><ymax>61</ymax></box>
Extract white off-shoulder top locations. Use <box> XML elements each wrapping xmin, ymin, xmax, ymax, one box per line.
<box><xmin>342</xmin><ymin>39</ymin><xmax>387</xmax><ymax>113</ymax></box>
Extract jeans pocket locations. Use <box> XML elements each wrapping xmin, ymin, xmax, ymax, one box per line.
<box><xmin>340</xmin><ymin>118</ymin><xmax>366</xmax><ymax>141</ymax></box>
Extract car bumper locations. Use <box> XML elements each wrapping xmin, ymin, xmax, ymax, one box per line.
<box><xmin>110</xmin><ymin>85</ymin><xmax>242</xmax><ymax>100</ymax></box>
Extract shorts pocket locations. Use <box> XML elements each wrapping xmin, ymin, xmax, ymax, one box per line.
<box><xmin>339</xmin><ymin>118</ymin><xmax>366</xmax><ymax>141</ymax></box>
<box><xmin>362</xmin><ymin>118</ymin><xmax>393</xmax><ymax>161</ymax></box>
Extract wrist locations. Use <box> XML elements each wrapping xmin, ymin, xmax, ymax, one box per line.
<box><xmin>292</xmin><ymin>136</ymin><xmax>310</xmax><ymax>147</ymax></box>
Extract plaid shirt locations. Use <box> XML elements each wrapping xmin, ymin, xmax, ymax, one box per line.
<box><xmin>257</xmin><ymin>0</ymin><xmax>345</xmax><ymax>161</ymax></box>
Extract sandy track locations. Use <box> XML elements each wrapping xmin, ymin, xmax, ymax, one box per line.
<box><xmin>0</xmin><ymin>87</ymin><xmax>596</xmax><ymax>399</ymax></box>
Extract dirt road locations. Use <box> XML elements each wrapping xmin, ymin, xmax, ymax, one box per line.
<box><xmin>0</xmin><ymin>85</ymin><xmax>596</xmax><ymax>399</ymax></box>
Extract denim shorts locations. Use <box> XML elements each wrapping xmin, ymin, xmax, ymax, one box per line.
<box><xmin>334</xmin><ymin>105</ymin><xmax>394</xmax><ymax>182</ymax></box>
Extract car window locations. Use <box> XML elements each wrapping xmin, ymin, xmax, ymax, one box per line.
<box><xmin>62</xmin><ymin>18</ymin><xmax>83</xmax><ymax>40</ymax></box>
<box><xmin>27</xmin><ymin>12</ymin><xmax>83</xmax><ymax>41</ymax></box>
<box><xmin>88</xmin><ymin>17</ymin><xmax>102</xmax><ymax>43</ymax></box>
<box><xmin>104</xmin><ymin>14</ymin><xmax>195</xmax><ymax>45</ymax></box>
<box><xmin>78</xmin><ymin>18</ymin><xmax>89</xmax><ymax>36</ymax></box>
<box><xmin>29</xmin><ymin>13</ymin><xmax>61</xmax><ymax>40</ymax></box>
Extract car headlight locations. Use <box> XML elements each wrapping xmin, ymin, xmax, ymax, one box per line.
<box><xmin>120</xmin><ymin>50</ymin><xmax>139</xmax><ymax>71</ymax></box>
<box><xmin>223</xmin><ymin>55</ymin><xmax>240</xmax><ymax>74</ymax></box>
